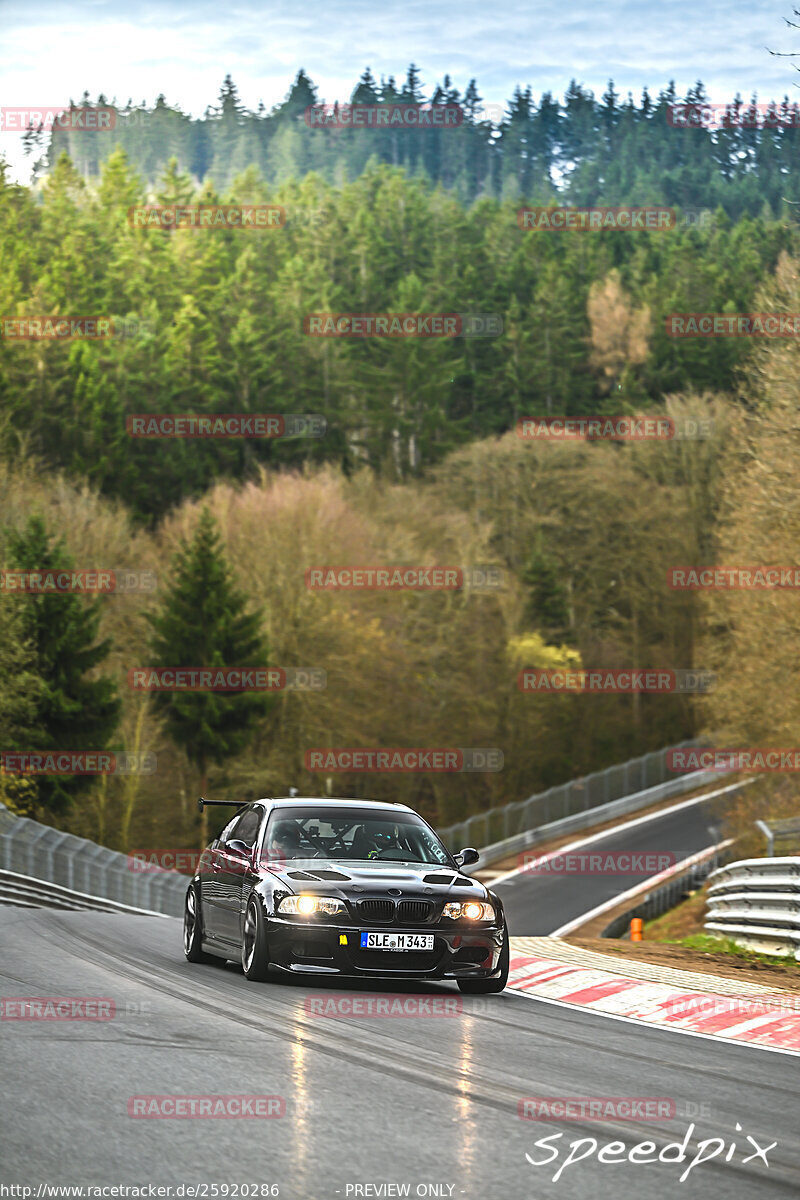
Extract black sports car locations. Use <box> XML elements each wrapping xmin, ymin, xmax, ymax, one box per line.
<box><xmin>184</xmin><ymin>796</ymin><xmax>509</xmax><ymax>993</ymax></box>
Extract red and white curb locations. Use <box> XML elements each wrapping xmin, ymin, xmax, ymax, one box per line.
<box><xmin>508</xmin><ymin>953</ymin><xmax>800</xmax><ymax>1053</ymax></box>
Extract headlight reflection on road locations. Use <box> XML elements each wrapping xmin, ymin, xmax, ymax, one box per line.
<box><xmin>453</xmin><ymin>1001</ymin><xmax>478</xmax><ymax>1187</ymax></box>
<box><xmin>290</xmin><ymin>1006</ymin><xmax>312</xmax><ymax>1185</ymax></box>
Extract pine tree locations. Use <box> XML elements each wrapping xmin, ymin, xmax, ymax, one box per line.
<box><xmin>146</xmin><ymin>508</ymin><xmax>273</xmax><ymax>842</ymax></box>
<box><xmin>5</xmin><ymin>515</ymin><xmax>120</xmax><ymax>815</ymax></box>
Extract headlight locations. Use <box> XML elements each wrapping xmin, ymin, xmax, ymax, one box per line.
<box><xmin>277</xmin><ymin>895</ymin><xmax>347</xmax><ymax>917</ymax></box>
<box><xmin>442</xmin><ymin>901</ymin><xmax>496</xmax><ymax>921</ymax></box>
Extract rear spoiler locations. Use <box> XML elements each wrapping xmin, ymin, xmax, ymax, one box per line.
<box><xmin>197</xmin><ymin>796</ymin><xmax>247</xmax><ymax>812</ymax></box>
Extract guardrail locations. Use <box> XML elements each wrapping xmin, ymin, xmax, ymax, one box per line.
<box><xmin>705</xmin><ymin>857</ymin><xmax>800</xmax><ymax>960</ymax></box>
<box><xmin>459</xmin><ymin>768</ymin><xmax>733</xmax><ymax>874</ymax></box>
<box><xmin>0</xmin><ymin>802</ymin><xmax>185</xmax><ymax>916</ymax></box>
<box><xmin>600</xmin><ymin>842</ymin><xmax>733</xmax><ymax>938</ymax></box>
<box><xmin>0</xmin><ymin>868</ymin><xmax>173</xmax><ymax>917</ymax></box>
<box><xmin>437</xmin><ymin>739</ymin><xmax>703</xmax><ymax>853</ymax></box>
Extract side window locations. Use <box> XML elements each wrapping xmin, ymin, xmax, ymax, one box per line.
<box><xmin>227</xmin><ymin>808</ymin><xmax>262</xmax><ymax>848</ymax></box>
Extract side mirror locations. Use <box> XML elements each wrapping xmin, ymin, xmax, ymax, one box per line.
<box><xmin>223</xmin><ymin>839</ymin><xmax>252</xmax><ymax>865</ymax></box>
<box><xmin>454</xmin><ymin>847</ymin><xmax>480</xmax><ymax>868</ymax></box>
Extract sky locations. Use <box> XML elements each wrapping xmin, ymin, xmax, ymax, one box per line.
<box><xmin>0</xmin><ymin>0</ymin><xmax>797</xmax><ymax>181</ymax></box>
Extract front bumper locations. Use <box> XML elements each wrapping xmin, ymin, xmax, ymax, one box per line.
<box><xmin>266</xmin><ymin>917</ymin><xmax>505</xmax><ymax>979</ymax></box>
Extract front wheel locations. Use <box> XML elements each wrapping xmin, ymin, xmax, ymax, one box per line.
<box><xmin>457</xmin><ymin>926</ymin><xmax>509</xmax><ymax>994</ymax></box>
<box><xmin>184</xmin><ymin>884</ymin><xmax>214</xmax><ymax>963</ymax></box>
<box><xmin>242</xmin><ymin>897</ymin><xmax>272</xmax><ymax>982</ymax></box>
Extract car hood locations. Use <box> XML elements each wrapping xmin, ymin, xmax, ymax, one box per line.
<box><xmin>263</xmin><ymin>858</ymin><xmax>488</xmax><ymax>901</ymax></box>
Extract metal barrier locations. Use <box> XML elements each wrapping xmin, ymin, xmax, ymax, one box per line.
<box><xmin>437</xmin><ymin>739</ymin><xmax>704</xmax><ymax>853</ymax></box>
<box><xmin>0</xmin><ymin>802</ymin><xmax>186</xmax><ymax>917</ymax></box>
<box><xmin>755</xmin><ymin>816</ymin><xmax>800</xmax><ymax>857</ymax></box>
<box><xmin>705</xmin><ymin>857</ymin><xmax>800</xmax><ymax>960</ymax></box>
<box><xmin>601</xmin><ymin>843</ymin><xmax>732</xmax><ymax>938</ymax></box>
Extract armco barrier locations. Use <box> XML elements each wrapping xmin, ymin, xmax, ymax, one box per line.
<box><xmin>456</xmin><ymin>769</ymin><xmax>728</xmax><ymax>873</ymax></box>
<box><xmin>705</xmin><ymin>856</ymin><xmax>800</xmax><ymax>960</ymax></box>
<box><xmin>437</xmin><ymin>740</ymin><xmax>703</xmax><ymax>856</ymax></box>
<box><xmin>0</xmin><ymin>802</ymin><xmax>185</xmax><ymax>916</ymax></box>
<box><xmin>600</xmin><ymin>842</ymin><xmax>733</xmax><ymax>938</ymax></box>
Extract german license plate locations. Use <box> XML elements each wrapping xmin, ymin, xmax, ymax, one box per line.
<box><xmin>360</xmin><ymin>932</ymin><xmax>434</xmax><ymax>951</ymax></box>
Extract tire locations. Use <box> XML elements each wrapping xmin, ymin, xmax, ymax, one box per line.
<box><xmin>457</xmin><ymin>925</ymin><xmax>509</xmax><ymax>994</ymax></box>
<box><xmin>242</xmin><ymin>897</ymin><xmax>272</xmax><ymax>982</ymax></box>
<box><xmin>184</xmin><ymin>883</ymin><xmax>214</xmax><ymax>964</ymax></box>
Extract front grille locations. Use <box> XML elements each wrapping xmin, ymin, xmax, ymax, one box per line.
<box><xmin>357</xmin><ymin>898</ymin><xmax>394</xmax><ymax>922</ymax></box>
<box><xmin>397</xmin><ymin>899</ymin><xmax>433</xmax><ymax>923</ymax></box>
<box><xmin>354</xmin><ymin>948</ymin><xmax>444</xmax><ymax>971</ymax></box>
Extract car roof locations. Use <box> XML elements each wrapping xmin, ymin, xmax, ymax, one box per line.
<box><xmin>256</xmin><ymin>796</ymin><xmax>414</xmax><ymax>813</ymax></box>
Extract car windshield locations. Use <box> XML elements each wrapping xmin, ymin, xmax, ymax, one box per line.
<box><xmin>263</xmin><ymin>807</ymin><xmax>452</xmax><ymax>865</ymax></box>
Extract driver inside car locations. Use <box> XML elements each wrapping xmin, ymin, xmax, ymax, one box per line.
<box><xmin>265</xmin><ymin>821</ymin><xmax>302</xmax><ymax>865</ymax></box>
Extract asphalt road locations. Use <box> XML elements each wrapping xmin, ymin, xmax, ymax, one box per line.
<box><xmin>1</xmin><ymin>908</ymin><xmax>798</xmax><ymax>1199</ymax></box>
<box><xmin>493</xmin><ymin>797</ymin><xmax>726</xmax><ymax>936</ymax></box>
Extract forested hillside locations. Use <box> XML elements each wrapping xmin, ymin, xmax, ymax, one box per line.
<box><xmin>2</xmin><ymin>65</ymin><xmax>800</xmax><ymax>851</ymax></box>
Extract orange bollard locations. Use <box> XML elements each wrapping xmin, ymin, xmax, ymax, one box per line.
<box><xmin>630</xmin><ymin>917</ymin><xmax>644</xmax><ymax>942</ymax></box>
